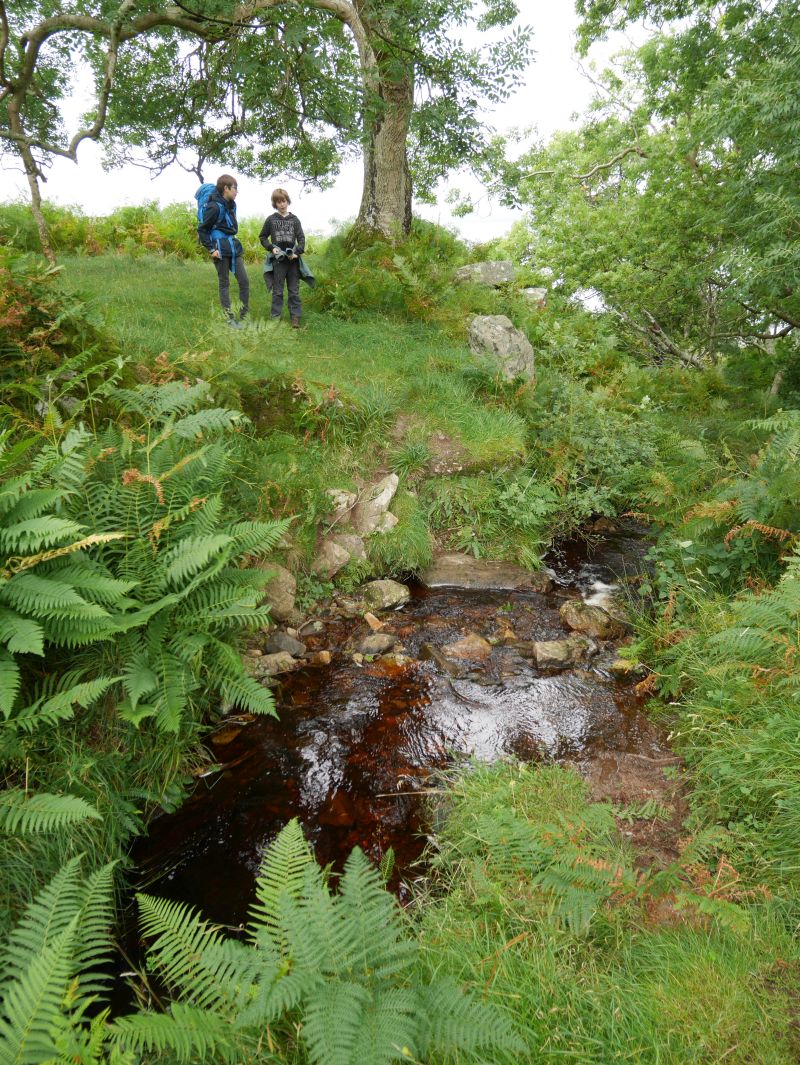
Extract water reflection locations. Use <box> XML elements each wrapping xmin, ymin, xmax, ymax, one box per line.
<box><xmin>136</xmin><ymin>570</ymin><xmax>663</xmax><ymax>925</ymax></box>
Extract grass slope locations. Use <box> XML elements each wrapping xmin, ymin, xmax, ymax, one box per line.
<box><xmin>38</xmin><ymin>245</ymin><xmax>800</xmax><ymax>1062</ymax></box>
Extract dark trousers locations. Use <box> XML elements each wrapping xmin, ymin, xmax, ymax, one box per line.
<box><xmin>270</xmin><ymin>257</ymin><xmax>301</xmax><ymax>318</ymax></box>
<box><xmin>213</xmin><ymin>256</ymin><xmax>250</xmax><ymax>318</ymax></box>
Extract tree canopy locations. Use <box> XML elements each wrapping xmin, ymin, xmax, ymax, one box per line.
<box><xmin>1</xmin><ymin>0</ymin><xmax>531</xmax><ymax>250</ymax></box>
<box><xmin>491</xmin><ymin>0</ymin><xmax>800</xmax><ymax>364</ymax></box>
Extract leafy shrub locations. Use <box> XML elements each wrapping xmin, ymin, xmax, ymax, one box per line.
<box><xmin>0</xmin><ymin>247</ymin><xmax>125</xmax><ymax>427</ymax></box>
<box><xmin>0</xmin><ymin>382</ymin><xmax>287</xmax><ymax>923</ymax></box>
<box><xmin>423</xmin><ymin>470</ymin><xmax>561</xmax><ymax>566</ymax></box>
<box><xmin>0</xmin><ymin>201</ymin><xmax>272</xmax><ymax>261</ymax></box>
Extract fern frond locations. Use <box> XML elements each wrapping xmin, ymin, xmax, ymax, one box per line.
<box><xmin>12</xmin><ymin>677</ymin><xmax>120</xmax><ymax>732</ymax></box>
<box><xmin>335</xmin><ymin>848</ymin><xmax>416</xmax><ymax>983</ymax></box>
<box><xmin>1</xmin><ymin>573</ymin><xmax>111</xmax><ymax>621</ymax></box>
<box><xmin>158</xmin><ymin>535</ymin><xmax>233</xmax><ymax>588</ymax></box>
<box><xmin>172</xmin><ymin>408</ymin><xmax>247</xmax><ymax>440</ymax></box>
<box><xmin>0</xmin><ymin>516</ymin><xmax>85</xmax><ymax>553</ymax></box>
<box><xmin>0</xmin><ymin>607</ymin><xmax>44</xmax><ymax>657</ymax></box>
<box><xmin>1</xmin><ymin>858</ymin><xmax>84</xmax><ymax>988</ymax></box>
<box><xmin>300</xmin><ymin>982</ymin><xmax>371</xmax><ymax>1065</ymax></box>
<box><xmin>219</xmin><ymin>674</ymin><xmax>277</xmax><ymax>717</ymax></box>
<box><xmin>0</xmin><ymin>648</ymin><xmax>20</xmax><ymax>715</ymax></box>
<box><xmin>416</xmin><ymin>976</ymin><xmax>523</xmax><ymax>1056</ymax></box>
<box><xmin>137</xmin><ymin>894</ymin><xmax>254</xmax><ymax>1012</ymax></box>
<box><xmin>228</xmin><ymin>519</ymin><xmax>291</xmax><ymax>557</ymax></box>
<box><xmin>0</xmin><ymin>790</ymin><xmax>100</xmax><ymax>836</ymax></box>
<box><xmin>120</xmin><ymin>655</ymin><xmax>159</xmax><ymax>710</ymax></box>
<box><xmin>1</xmin><ymin>489</ymin><xmax>65</xmax><ymax>525</ymax></box>
<box><xmin>350</xmin><ymin>988</ymin><xmax>419</xmax><ymax>1064</ymax></box>
<box><xmin>0</xmin><ymin>920</ymin><xmax>78</xmax><ymax>1065</ymax></box>
<box><xmin>249</xmin><ymin>819</ymin><xmax>314</xmax><ymax>948</ymax></box>
<box><xmin>112</xmin><ymin>1002</ymin><xmax>242</xmax><ymax>1063</ymax></box>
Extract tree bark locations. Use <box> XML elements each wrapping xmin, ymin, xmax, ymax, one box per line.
<box><xmin>352</xmin><ymin>70</ymin><xmax>413</xmax><ymax>242</ymax></box>
<box><xmin>7</xmin><ymin>98</ymin><xmax>55</xmax><ymax>262</ymax></box>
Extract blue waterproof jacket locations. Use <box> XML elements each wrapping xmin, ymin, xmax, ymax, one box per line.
<box><xmin>198</xmin><ymin>191</ymin><xmax>244</xmax><ymax>270</ymax></box>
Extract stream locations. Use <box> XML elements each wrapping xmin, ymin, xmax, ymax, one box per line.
<box><xmin>134</xmin><ymin>527</ymin><xmax>666</xmax><ymax>926</ymax></box>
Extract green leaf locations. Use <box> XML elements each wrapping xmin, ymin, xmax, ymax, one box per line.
<box><xmin>0</xmin><ymin>790</ymin><xmax>100</xmax><ymax>836</ymax></box>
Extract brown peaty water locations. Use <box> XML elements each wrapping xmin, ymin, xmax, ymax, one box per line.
<box><xmin>134</xmin><ymin>532</ymin><xmax>666</xmax><ymax>926</ymax></box>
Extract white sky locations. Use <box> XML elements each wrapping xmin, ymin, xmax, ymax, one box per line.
<box><xmin>2</xmin><ymin>5</ymin><xmax>626</xmax><ymax>241</ymax></box>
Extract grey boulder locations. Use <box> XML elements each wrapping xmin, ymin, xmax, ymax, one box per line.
<box><xmin>468</xmin><ymin>315</ymin><xmax>535</xmax><ymax>380</ymax></box>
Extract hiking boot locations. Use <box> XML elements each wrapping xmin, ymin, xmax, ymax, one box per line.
<box><xmin>291</xmin><ymin>316</ymin><xmax>301</xmax><ymax>329</ymax></box>
<box><xmin>227</xmin><ymin>318</ymin><xmax>241</xmax><ymax>329</ymax></box>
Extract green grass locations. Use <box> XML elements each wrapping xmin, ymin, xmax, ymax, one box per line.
<box><xmin>62</xmin><ymin>254</ymin><xmax>535</xmax><ymax>567</ymax></box>
<box><xmin>416</xmin><ymin>762</ymin><xmax>800</xmax><ymax>1064</ymax></box>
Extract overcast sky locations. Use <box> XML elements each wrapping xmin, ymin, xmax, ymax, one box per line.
<box><xmin>3</xmin><ymin>6</ymin><xmax>625</xmax><ymax>241</ymax></box>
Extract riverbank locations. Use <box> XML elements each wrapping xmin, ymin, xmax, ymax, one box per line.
<box><xmin>2</xmin><ymin>228</ymin><xmax>799</xmax><ymax>1062</ymax></box>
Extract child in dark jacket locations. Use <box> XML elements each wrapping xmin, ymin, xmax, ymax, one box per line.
<box><xmin>198</xmin><ymin>173</ymin><xmax>249</xmax><ymax>325</ymax></box>
<box><xmin>259</xmin><ymin>188</ymin><xmax>306</xmax><ymax>327</ymax></box>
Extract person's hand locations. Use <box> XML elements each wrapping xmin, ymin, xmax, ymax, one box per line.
<box><xmin>211</xmin><ymin>249</ymin><xmax>221</xmax><ymax>260</ymax></box>
<box><xmin>272</xmin><ymin>247</ymin><xmax>280</xmax><ymax>255</ymax></box>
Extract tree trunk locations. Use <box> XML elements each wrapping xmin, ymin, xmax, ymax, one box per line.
<box><xmin>8</xmin><ymin>99</ymin><xmax>55</xmax><ymax>263</ymax></box>
<box><xmin>23</xmin><ymin>161</ymin><xmax>54</xmax><ymax>265</ymax></box>
<box><xmin>352</xmin><ymin>71</ymin><xmax>413</xmax><ymax>243</ymax></box>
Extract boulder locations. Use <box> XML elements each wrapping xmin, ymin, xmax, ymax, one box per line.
<box><xmin>264</xmin><ymin>631</ymin><xmax>307</xmax><ymax>657</ymax></box>
<box><xmin>374</xmin><ymin>512</ymin><xmax>399</xmax><ymax>535</ymax></box>
<box><xmin>468</xmin><ymin>315</ymin><xmax>535</xmax><ymax>381</ymax></box>
<box><xmin>305</xmin><ymin>650</ymin><xmax>332</xmax><ymax>667</ymax></box>
<box><xmin>252</xmin><ymin>651</ymin><xmax>299</xmax><ymax>677</ymax></box>
<box><xmin>351</xmin><ymin>474</ymin><xmax>399</xmax><ymax>535</ymax></box>
<box><xmin>312</xmin><ymin>539</ymin><xmax>351</xmax><ymax>579</ymax></box>
<box><xmin>441</xmin><ymin>633</ymin><xmax>492</xmax><ymax>661</ymax></box>
<box><xmin>258</xmin><ymin>563</ymin><xmax>297</xmax><ymax>623</ymax></box>
<box><xmin>358</xmin><ymin>632</ymin><xmax>398</xmax><ymax>656</ymax></box>
<box><xmin>362</xmin><ymin>579</ymin><xmax>411</xmax><ymax>611</ymax></box>
<box><xmin>421</xmin><ymin>552</ymin><xmax>551</xmax><ymax>593</ymax></box>
<box><xmin>521</xmin><ymin>286</ymin><xmax>548</xmax><ymax>307</ymax></box>
<box><xmin>419</xmin><ymin>642</ymin><xmax>466</xmax><ymax>678</ymax></box>
<box><xmin>324</xmin><ymin>488</ymin><xmax>357</xmax><ymax>524</ymax></box>
<box><xmin>330</xmin><ymin>533</ymin><xmax>367</xmax><ymax>561</ymax></box>
<box><xmin>533</xmin><ymin>635</ymin><xmax>596</xmax><ymax>670</ymax></box>
<box><xmin>560</xmin><ymin>600</ymin><xmax>627</xmax><ymax>640</ymax></box>
<box><xmin>454</xmin><ymin>261</ymin><xmax>516</xmax><ymax>287</ymax></box>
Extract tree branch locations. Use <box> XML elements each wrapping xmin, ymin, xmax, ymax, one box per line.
<box><xmin>576</xmin><ymin>146</ymin><xmax>647</xmax><ymax>180</ymax></box>
<box><xmin>524</xmin><ymin>146</ymin><xmax>647</xmax><ymax>182</ymax></box>
<box><xmin>0</xmin><ymin>1</ymin><xmax>9</xmax><ymax>88</ymax></box>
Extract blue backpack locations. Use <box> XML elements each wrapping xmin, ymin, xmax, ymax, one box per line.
<box><xmin>195</xmin><ymin>183</ymin><xmax>233</xmax><ymax>229</ymax></box>
<box><xmin>195</xmin><ymin>183</ymin><xmax>218</xmax><ymax>225</ymax></box>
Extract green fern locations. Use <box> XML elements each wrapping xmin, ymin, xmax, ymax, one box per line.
<box><xmin>0</xmin><ymin>859</ymin><xmax>116</xmax><ymax>1065</ymax></box>
<box><xmin>112</xmin><ymin>1002</ymin><xmax>242</xmax><ymax>1063</ymax></box>
<box><xmin>135</xmin><ymin>820</ymin><xmax>522</xmax><ymax>1065</ymax></box>
<box><xmin>0</xmin><ymin>791</ymin><xmax>100</xmax><ymax>836</ymax></box>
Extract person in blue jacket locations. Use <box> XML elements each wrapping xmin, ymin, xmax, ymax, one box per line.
<box><xmin>197</xmin><ymin>174</ymin><xmax>249</xmax><ymax>326</ymax></box>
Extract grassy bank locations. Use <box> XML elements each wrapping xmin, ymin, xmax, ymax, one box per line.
<box><xmin>2</xmin><ymin>225</ymin><xmax>799</xmax><ymax>1061</ymax></box>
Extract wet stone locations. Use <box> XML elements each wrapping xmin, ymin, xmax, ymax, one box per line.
<box><xmin>421</xmin><ymin>552</ymin><xmax>552</xmax><ymax>593</ymax></box>
<box><xmin>362</xmin><ymin>579</ymin><xmax>411</xmax><ymax>611</ymax></box>
<box><xmin>533</xmin><ymin>635</ymin><xmax>596</xmax><ymax>670</ymax></box>
<box><xmin>608</xmin><ymin>658</ymin><xmax>647</xmax><ymax>683</ymax></box>
<box><xmin>419</xmin><ymin>642</ymin><xmax>467</xmax><ymax>678</ymax></box>
<box><xmin>560</xmin><ymin>599</ymin><xmax>627</xmax><ymax>640</ymax></box>
<box><xmin>358</xmin><ymin>633</ymin><xmax>398</xmax><ymax>656</ymax></box>
<box><xmin>264</xmin><ymin>631</ymin><xmax>307</xmax><ymax>657</ymax></box>
<box><xmin>252</xmin><ymin>651</ymin><xmax>299</xmax><ymax>677</ymax></box>
<box><xmin>441</xmin><ymin>633</ymin><xmax>492</xmax><ymax>660</ymax></box>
